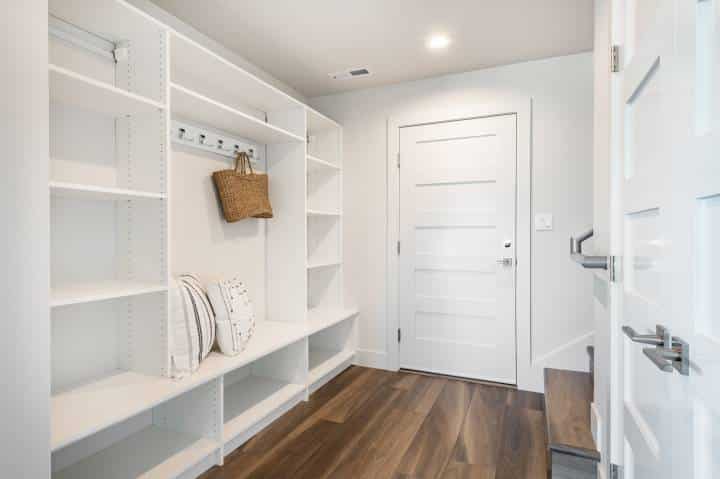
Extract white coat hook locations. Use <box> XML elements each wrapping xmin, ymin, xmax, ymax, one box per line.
<box><xmin>178</xmin><ymin>127</ymin><xmax>194</xmax><ymax>143</ymax></box>
<box><xmin>198</xmin><ymin>134</ymin><xmax>216</xmax><ymax>148</ymax></box>
<box><xmin>171</xmin><ymin>120</ymin><xmax>261</xmax><ymax>161</ymax></box>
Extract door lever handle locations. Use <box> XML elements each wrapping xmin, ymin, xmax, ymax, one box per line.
<box><xmin>570</xmin><ymin>229</ymin><xmax>609</xmax><ymax>270</ymax></box>
<box><xmin>642</xmin><ymin>347</ymin><xmax>678</xmax><ymax>373</ymax></box>
<box><xmin>622</xmin><ymin>325</ymin><xmax>664</xmax><ymax>346</ymax></box>
<box><xmin>496</xmin><ymin>257</ymin><xmax>514</xmax><ymax>266</ymax></box>
<box><xmin>623</xmin><ymin>324</ymin><xmax>690</xmax><ymax>376</ymax></box>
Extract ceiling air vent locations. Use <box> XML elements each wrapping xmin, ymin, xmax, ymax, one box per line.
<box><xmin>329</xmin><ymin>68</ymin><xmax>371</xmax><ymax>80</ymax></box>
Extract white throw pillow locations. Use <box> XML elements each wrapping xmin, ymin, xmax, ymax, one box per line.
<box><xmin>169</xmin><ymin>274</ymin><xmax>216</xmax><ymax>378</ymax></box>
<box><xmin>206</xmin><ymin>277</ymin><xmax>256</xmax><ymax>356</ymax></box>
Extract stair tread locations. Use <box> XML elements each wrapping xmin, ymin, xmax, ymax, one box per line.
<box><xmin>544</xmin><ymin>368</ymin><xmax>600</xmax><ymax>462</ymax></box>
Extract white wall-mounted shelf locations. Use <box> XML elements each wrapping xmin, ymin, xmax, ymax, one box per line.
<box><xmin>307</xmin><ymin>308</ymin><xmax>359</xmax><ymax>336</ymax></box>
<box><xmin>52</xmin><ymin>371</ymin><xmax>174</xmax><ymax>451</ymax></box>
<box><xmin>49</xmin><ymin>64</ymin><xmax>165</xmax><ymax>117</ymax></box>
<box><xmin>50</xmin><ymin>281</ymin><xmax>167</xmax><ymax>308</ymax></box>
<box><xmin>308</xmin><ymin>349</ymin><xmax>355</xmax><ymax>388</ymax></box>
<box><xmin>307</xmin><ymin>155</ymin><xmax>341</xmax><ymax>173</ymax></box>
<box><xmin>307</xmin><ymin>209</ymin><xmax>342</xmax><ymax>217</ymax></box>
<box><xmin>53</xmin><ymin>425</ymin><xmax>218</xmax><ymax>479</ymax></box>
<box><xmin>170</xmin><ymin>83</ymin><xmax>304</xmax><ymax>145</ymax></box>
<box><xmin>171</xmin><ymin>32</ymin><xmax>304</xmax><ymax>115</ymax></box>
<box><xmin>50</xmin><ymin>181</ymin><xmax>166</xmax><ymax>201</ymax></box>
<box><xmin>223</xmin><ymin>376</ymin><xmax>305</xmax><ymax>446</ymax></box>
<box><xmin>307</xmin><ymin>260</ymin><xmax>341</xmax><ymax>270</ymax></box>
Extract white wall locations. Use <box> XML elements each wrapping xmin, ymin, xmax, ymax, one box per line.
<box><xmin>311</xmin><ymin>53</ymin><xmax>595</xmax><ymax>391</ymax></box>
<box><xmin>0</xmin><ymin>1</ymin><xmax>51</xmax><ymax>477</ymax></box>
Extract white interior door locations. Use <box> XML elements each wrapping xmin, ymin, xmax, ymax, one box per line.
<box><xmin>612</xmin><ymin>0</ymin><xmax>720</xmax><ymax>477</ymax></box>
<box><xmin>398</xmin><ymin>114</ymin><xmax>517</xmax><ymax>383</ymax></box>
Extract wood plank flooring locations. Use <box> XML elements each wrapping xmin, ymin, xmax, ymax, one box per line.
<box><xmin>201</xmin><ymin>367</ymin><xmax>547</xmax><ymax>479</ymax></box>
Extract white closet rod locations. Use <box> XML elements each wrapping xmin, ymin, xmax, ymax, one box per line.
<box><xmin>49</xmin><ymin>15</ymin><xmax>116</xmax><ymax>62</ymax></box>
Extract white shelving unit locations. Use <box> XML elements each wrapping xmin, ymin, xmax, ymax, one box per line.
<box><xmin>49</xmin><ymin>64</ymin><xmax>165</xmax><ymax>116</ymax></box>
<box><xmin>307</xmin><ymin>209</ymin><xmax>342</xmax><ymax>217</ymax></box>
<box><xmin>305</xmin><ymin>108</ymin><xmax>356</xmax><ymax>393</ymax></box>
<box><xmin>48</xmin><ymin>1</ymin><xmax>357</xmax><ymax>478</ymax></box>
<box><xmin>50</xmin><ymin>181</ymin><xmax>167</xmax><ymax>201</ymax></box>
<box><xmin>170</xmin><ymin>83</ymin><xmax>304</xmax><ymax>145</ymax></box>
<box><xmin>50</xmin><ymin>281</ymin><xmax>168</xmax><ymax>308</ymax></box>
<box><xmin>54</xmin><ymin>426</ymin><xmax>218</xmax><ymax>479</ymax></box>
<box><xmin>307</xmin><ymin>319</ymin><xmax>356</xmax><ymax>394</ymax></box>
<box><xmin>309</xmin><ymin>348</ymin><xmax>355</xmax><ymax>386</ymax></box>
<box><xmin>307</xmin><ymin>154</ymin><xmax>341</xmax><ymax>172</ymax></box>
<box><xmin>170</xmin><ymin>31</ymin><xmax>304</xmax><ymax>134</ymax></box>
<box><xmin>307</xmin><ymin>308</ymin><xmax>360</xmax><ymax>336</ymax></box>
<box><xmin>222</xmin><ymin>340</ymin><xmax>307</xmax><ymax>452</ymax></box>
<box><xmin>307</xmin><ymin>260</ymin><xmax>342</xmax><ymax>270</ymax></box>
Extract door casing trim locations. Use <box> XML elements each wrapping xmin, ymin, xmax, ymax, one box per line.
<box><xmin>386</xmin><ymin>97</ymin><xmax>533</xmax><ymax>389</ymax></box>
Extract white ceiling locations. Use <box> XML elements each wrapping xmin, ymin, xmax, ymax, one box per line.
<box><xmin>151</xmin><ymin>0</ymin><xmax>594</xmax><ymax>98</ymax></box>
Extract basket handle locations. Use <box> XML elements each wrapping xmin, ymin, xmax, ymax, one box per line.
<box><xmin>233</xmin><ymin>151</ymin><xmax>254</xmax><ymax>175</ymax></box>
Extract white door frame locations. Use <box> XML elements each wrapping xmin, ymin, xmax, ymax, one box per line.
<box><xmin>386</xmin><ymin>97</ymin><xmax>533</xmax><ymax>389</ymax></box>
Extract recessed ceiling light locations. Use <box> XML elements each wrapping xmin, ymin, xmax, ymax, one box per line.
<box><xmin>427</xmin><ymin>34</ymin><xmax>451</xmax><ymax>50</ymax></box>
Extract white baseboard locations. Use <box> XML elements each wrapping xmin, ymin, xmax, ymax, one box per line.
<box><xmin>353</xmin><ymin>348</ymin><xmax>388</xmax><ymax>369</ymax></box>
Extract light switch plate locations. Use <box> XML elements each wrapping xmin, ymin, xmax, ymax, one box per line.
<box><xmin>535</xmin><ymin>213</ymin><xmax>553</xmax><ymax>231</ymax></box>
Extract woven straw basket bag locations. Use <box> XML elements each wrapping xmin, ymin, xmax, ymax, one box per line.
<box><xmin>213</xmin><ymin>151</ymin><xmax>273</xmax><ymax>222</ymax></box>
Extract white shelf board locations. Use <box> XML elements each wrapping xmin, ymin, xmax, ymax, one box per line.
<box><xmin>307</xmin><ymin>308</ymin><xmax>359</xmax><ymax>336</ymax></box>
<box><xmin>307</xmin><ymin>260</ymin><xmax>342</xmax><ymax>270</ymax></box>
<box><xmin>171</xmin><ymin>32</ymin><xmax>304</xmax><ymax>114</ymax></box>
<box><xmin>309</xmin><ymin>349</ymin><xmax>355</xmax><ymax>386</ymax></box>
<box><xmin>223</xmin><ymin>376</ymin><xmax>305</xmax><ymax>444</ymax></box>
<box><xmin>52</xmin><ymin>321</ymin><xmax>307</xmax><ymax>451</ymax></box>
<box><xmin>171</xmin><ymin>83</ymin><xmax>305</xmax><ymax>145</ymax></box>
<box><xmin>51</xmin><ymin>281</ymin><xmax>167</xmax><ymax>308</ymax></box>
<box><xmin>307</xmin><ymin>209</ymin><xmax>342</xmax><ymax>217</ymax></box>
<box><xmin>307</xmin><ymin>155</ymin><xmax>341</xmax><ymax>173</ymax></box>
<box><xmin>49</xmin><ymin>64</ymin><xmax>165</xmax><ymax>117</ymax></box>
<box><xmin>49</xmin><ymin>0</ymin><xmax>165</xmax><ymax>42</ymax></box>
<box><xmin>50</xmin><ymin>181</ymin><xmax>166</xmax><ymax>201</ymax></box>
<box><xmin>307</xmin><ymin>107</ymin><xmax>340</xmax><ymax>134</ymax></box>
<box><xmin>53</xmin><ymin>425</ymin><xmax>218</xmax><ymax>479</ymax></box>
<box><xmin>195</xmin><ymin>321</ymin><xmax>308</xmax><ymax>380</ymax></box>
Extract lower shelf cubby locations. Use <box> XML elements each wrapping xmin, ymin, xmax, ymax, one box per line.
<box><xmin>308</xmin><ymin>348</ymin><xmax>354</xmax><ymax>390</ymax></box>
<box><xmin>51</xmin><ymin>293</ymin><xmax>167</xmax><ymax>396</ymax></box>
<box><xmin>222</xmin><ymin>339</ymin><xmax>307</xmax><ymax>454</ymax></box>
<box><xmin>308</xmin><ymin>318</ymin><xmax>355</xmax><ymax>393</ymax></box>
<box><xmin>52</xmin><ymin>380</ymin><xmax>222</xmax><ymax>479</ymax></box>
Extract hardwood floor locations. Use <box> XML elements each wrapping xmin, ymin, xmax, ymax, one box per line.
<box><xmin>201</xmin><ymin>366</ymin><xmax>547</xmax><ymax>479</ymax></box>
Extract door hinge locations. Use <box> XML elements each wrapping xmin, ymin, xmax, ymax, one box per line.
<box><xmin>609</xmin><ymin>255</ymin><xmax>621</xmax><ymax>283</ymax></box>
<box><xmin>397</xmin><ymin>152</ymin><xmax>400</xmax><ymax>169</ymax></box>
<box><xmin>397</xmin><ymin>328</ymin><xmax>402</xmax><ymax>343</ymax></box>
<box><xmin>397</xmin><ymin>241</ymin><xmax>401</xmax><ymax>255</ymax></box>
<box><xmin>610</xmin><ymin>463</ymin><xmax>622</xmax><ymax>479</ymax></box>
<box><xmin>611</xmin><ymin>45</ymin><xmax>621</xmax><ymax>73</ymax></box>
